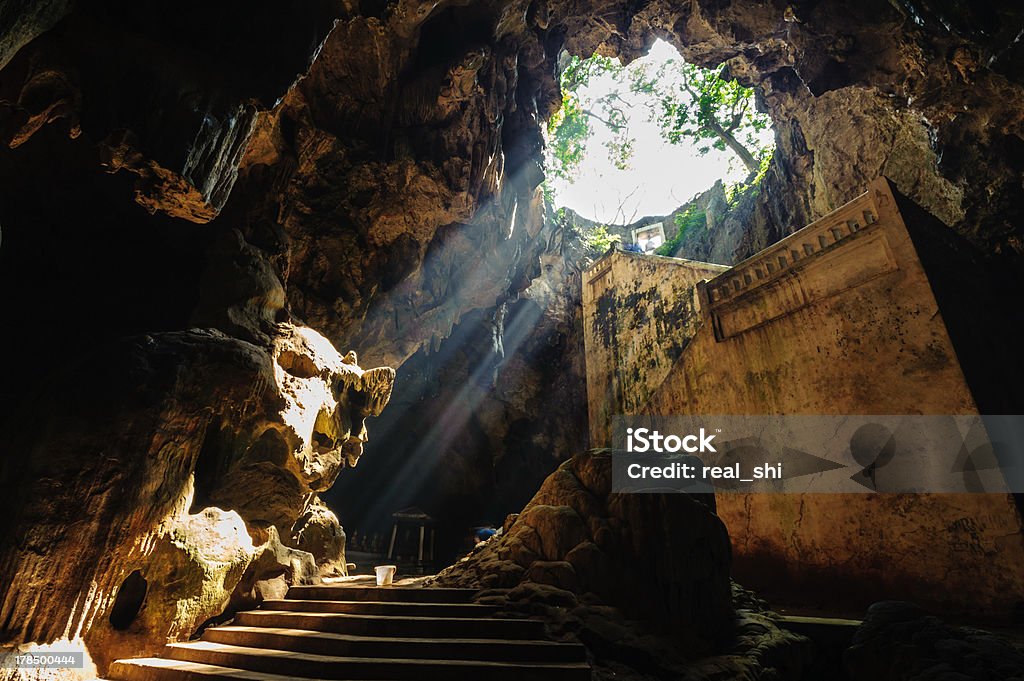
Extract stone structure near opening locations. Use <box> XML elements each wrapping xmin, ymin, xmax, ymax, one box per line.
<box><xmin>582</xmin><ymin>177</ymin><xmax>1024</xmax><ymax>618</ymax></box>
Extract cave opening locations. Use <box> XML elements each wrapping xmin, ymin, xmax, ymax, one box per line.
<box><xmin>190</xmin><ymin>423</ymin><xmax>230</xmax><ymax>515</ymax></box>
<box><xmin>108</xmin><ymin>570</ymin><xmax>147</xmax><ymax>631</ymax></box>
<box><xmin>545</xmin><ymin>39</ymin><xmax>775</xmax><ymax>233</ymax></box>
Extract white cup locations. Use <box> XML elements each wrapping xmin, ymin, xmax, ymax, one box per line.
<box><xmin>374</xmin><ymin>565</ymin><xmax>397</xmax><ymax>586</ymax></box>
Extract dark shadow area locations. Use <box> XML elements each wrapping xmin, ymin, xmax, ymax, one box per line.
<box><xmin>190</xmin><ymin>422</ymin><xmax>231</xmax><ymax>515</ymax></box>
<box><xmin>0</xmin><ymin>126</ymin><xmax>205</xmax><ymax>431</ymax></box>
<box><xmin>108</xmin><ymin>570</ymin><xmax>147</xmax><ymax>631</ymax></box>
<box><xmin>412</xmin><ymin>4</ymin><xmax>496</xmax><ymax>71</ymax></box>
<box><xmin>897</xmin><ymin>186</ymin><xmax>1024</xmax><ymax>518</ymax></box>
<box><xmin>896</xmin><ymin>186</ymin><xmax>1024</xmax><ymax>416</ymax></box>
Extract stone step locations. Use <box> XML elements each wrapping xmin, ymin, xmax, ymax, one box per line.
<box><xmin>261</xmin><ymin>598</ymin><xmax>500</xmax><ymax>617</ymax></box>
<box><xmin>776</xmin><ymin>614</ymin><xmax>861</xmax><ymax>642</ymax></box>
<box><xmin>776</xmin><ymin>614</ymin><xmax>862</xmax><ymax>660</ymax></box>
<box><xmin>234</xmin><ymin>609</ymin><xmax>544</xmax><ymax>639</ymax></box>
<box><xmin>285</xmin><ymin>585</ymin><xmax>478</xmax><ymax>603</ymax></box>
<box><xmin>203</xmin><ymin>625</ymin><xmax>587</xmax><ymax>663</ymax></box>
<box><xmin>107</xmin><ymin>658</ymin><xmax>367</xmax><ymax>681</ymax></box>
<box><xmin>161</xmin><ymin>641</ymin><xmax>592</xmax><ymax>680</ymax></box>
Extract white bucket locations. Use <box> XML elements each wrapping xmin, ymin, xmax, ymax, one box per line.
<box><xmin>374</xmin><ymin>565</ymin><xmax>397</xmax><ymax>586</ymax></box>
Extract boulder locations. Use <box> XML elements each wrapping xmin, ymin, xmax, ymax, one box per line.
<box><xmin>86</xmin><ymin>505</ymin><xmax>257</xmax><ymax>667</ymax></box>
<box><xmin>228</xmin><ymin>525</ymin><xmax>318</xmax><ymax>609</ymax></box>
<box><xmin>292</xmin><ymin>496</ymin><xmax>349</xmax><ymax>577</ymax></box>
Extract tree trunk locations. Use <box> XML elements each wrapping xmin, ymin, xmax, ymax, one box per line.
<box><xmin>708</xmin><ymin>121</ymin><xmax>759</xmax><ymax>174</ymax></box>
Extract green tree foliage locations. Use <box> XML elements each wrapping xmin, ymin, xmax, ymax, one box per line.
<box><xmin>582</xmin><ymin>224</ymin><xmax>621</xmax><ymax>253</ymax></box>
<box><xmin>546</xmin><ymin>54</ymin><xmax>633</xmax><ymax>180</ymax></box>
<box><xmin>546</xmin><ymin>95</ymin><xmax>590</xmax><ymax>181</ymax></box>
<box><xmin>545</xmin><ymin>50</ymin><xmax>774</xmax><ymax>182</ymax></box>
<box><xmin>654</xmin><ymin>205</ymin><xmax>706</xmax><ymax>256</ymax></box>
<box><xmin>654</xmin><ymin>59</ymin><xmax>771</xmax><ymax>174</ymax></box>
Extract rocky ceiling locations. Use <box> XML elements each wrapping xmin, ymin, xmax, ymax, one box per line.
<box><xmin>3</xmin><ymin>0</ymin><xmax>1023</xmax><ymax>379</ymax></box>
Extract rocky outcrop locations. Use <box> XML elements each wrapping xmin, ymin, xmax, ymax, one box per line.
<box><xmin>434</xmin><ymin>450</ymin><xmax>733</xmax><ymax>640</ymax></box>
<box><xmin>227</xmin><ymin>524</ymin><xmax>318</xmax><ymax>612</ymax></box>
<box><xmin>227</xmin><ymin>9</ymin><xmax>558</xmax><ymax>366</ymax></box>
<box><xmin>433</xmin><ymin>450</ymin><xmax>812</xmax><ymax>679</ymax></box>
<box><xmin>845</xmin><ymin>601</ymin><xmax>1024</xmax><ymax>681</ymax></box>
<box><xmin>91</xmin><ymin>505</ymin><xmax>259</xmax><ymax>669</ymax></box>
<box><xmin>0</xmin><ymin>1</ymin><xmax>339</xmax><ymax>221</ymax></box>
<box><xmin>0</xmin><ymin>0</ymin><xmax>71</xmax><ymax>70</ymax></box>
<box><xmin>292</xmin><ymin>496</ymin><xmax>349</xmax><ymax>578</ymax></box>
<box><xmin>0</xmin><ymin>325</ymin><xmax>393</xmax><ymax>673</ymax></box>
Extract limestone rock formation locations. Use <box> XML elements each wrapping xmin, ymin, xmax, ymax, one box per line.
<box><xmin>292</xmin><ymin>496</ymin><xmax>349</xmax><ymax>578</ymax></box>
<box><xmin>0</xmin><ymin>325</ymin><xmax>394</xmax><ymax>673</ymax></box>
<box><xmin>0</xmin><ymin>0</ymin><xmax>71</xmax><ymax>70</ymax></box>
<box><xmin>89</xmin><ymin>505</ymin><xmax>257</xmax><ymax>668</ymax></box>
<box><xmin>228</xmin><ymin>524</ymin><xmax>318</xmax><ymax>610</ymax></box>
<box><xmin>0</xmin><ymin>0</ymin><xmax>339</xmax><ymax>220</ymax></box>
<box><xmin>434</xmin><ymin>450</ymin><xmax>733</xmax><ymax>640</ymax></box>
<box><xmin>189</xmin><ymin>228</ymin><xmax>289</xmax><ymax>347</ymax></box>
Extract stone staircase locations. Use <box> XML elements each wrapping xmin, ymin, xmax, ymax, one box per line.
<box><xmin>106</xmin><ymin>584</ymin><xmax>591</xmax><ymax>681</ymax></box>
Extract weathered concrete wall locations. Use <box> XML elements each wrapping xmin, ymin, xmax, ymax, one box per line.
<box><xmin>582</xmin><ymin>178</ymin><xmax>1024</xmax><ymax>618</ymax></box>
<box><xmin>582</xmin><ymin>251</ymin><xmax>727</xmax><ymax>447</ymax></box>
<box><xmin>650</xmin><ymin>179</ymin><xmax>975</xmax><ymax>416</ymax></box>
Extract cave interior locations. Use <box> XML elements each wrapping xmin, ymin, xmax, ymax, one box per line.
<box><xmin>2</xmin><ymin>0</ymin><xmax>1024</xmax><ymax>679</ymax></box>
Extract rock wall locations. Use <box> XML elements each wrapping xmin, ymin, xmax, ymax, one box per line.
<box><xmin>0</xmin><ymin>325</ymin><xmax>394</xmax><ymax>672</ymax></box>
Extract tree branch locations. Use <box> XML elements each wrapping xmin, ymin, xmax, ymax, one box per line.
<box><xmin>582</xmin><ymin>108</ymin><xmax>625</xmax><ymax>131</ymax></box>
